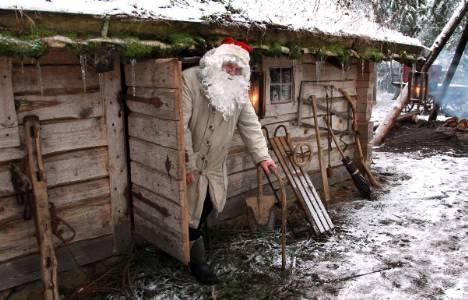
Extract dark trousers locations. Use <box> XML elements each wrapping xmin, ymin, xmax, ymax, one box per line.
<box><xmin>189</xmin><ymin>191</ymin><xmax>213</xmax><ymax>241</ymax></box>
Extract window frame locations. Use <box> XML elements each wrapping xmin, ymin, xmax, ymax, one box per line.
<box><xmin>268</xmin><ymin>65</ymin><xmax>294</xmax><ymax>104</ymax></box>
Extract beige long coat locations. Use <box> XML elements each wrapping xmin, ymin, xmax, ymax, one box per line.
<box><xmin>182</xmin><ymin>66</ymin><xmax>271</xmax><ymax>228</ymax></box>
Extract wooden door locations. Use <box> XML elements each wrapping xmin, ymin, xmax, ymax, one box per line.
<box><xmin>125</xmin><ymin>58</ymin><xmax>190</xmax><ymax>264</ymax></box>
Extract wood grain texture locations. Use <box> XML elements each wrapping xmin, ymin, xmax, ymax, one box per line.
<box><xmin>19</xmin><ymin>118</ymin><xmax>107</xmax><ymax>155</ymax></box>
<box><xmin>124</xmin><ymin>58</ymin><xmax>179</xmax><ymax>89</ymax></box>
<box><xmin>0</xmin><ymin>202</ymin><xmax>112</xmax><ymax>263</ymax></box>
<box><xmin>0</xmin><ymin>178</ymin><xmax>110</xmax><ymax>227</ymax></box>
<box><xmin>16</xmin><ymin>92</ymin><xmax>104</xmax><ymax>122</ymax></box>
<box><xmin>102</xmin><ymin>60</ymin><xmax>131</xmax><ymax>253</ymax></box>
<box><xmin>126</xmin><ymin>87</ymin><xmax>179</xmax><ymax>121</ymax></box>
<box><xmin>130</xmin><ymin>161</ymin><xmax>180</xmax><ymax>204</ymax></box>
<box><xmin>128</xmin><ymin>112</ymin><xmax>179</xmax><ymax>149</ymax></box>
<box><xmin>0</xmin><ymin>235</ymin><xmax>114</xmax><ymax>291</ymax></box>
<box><xmin>129</xmin><ymin>137</ymin><xmax>182</xmax><ymax>180</ymax></box>
<box><xmin>12</xmin><ymin>65</ymin><xmax>99</xmax><ymax>95</ymax></box>
<box><xmin>0</xmin><ymin>57</ymin><xmax>20</xmax><ymax>149</ymax></box>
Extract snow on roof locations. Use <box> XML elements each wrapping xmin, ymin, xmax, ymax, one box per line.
<box><xmin>0</xmin><ymin>0</ymin><xmax>423</xmax><ymax>47</ymax></box>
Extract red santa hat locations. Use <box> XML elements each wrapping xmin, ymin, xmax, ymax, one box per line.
<box><xmin>208</xmin><ymin>37</ymin><xmax>252</xmax><ymax>66</ymax></box>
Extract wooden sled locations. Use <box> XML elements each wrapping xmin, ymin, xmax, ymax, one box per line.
<box><xmin>263</xmin><ymin>125</ymin><xmax>334</xmax><ymax>235</ymax></box>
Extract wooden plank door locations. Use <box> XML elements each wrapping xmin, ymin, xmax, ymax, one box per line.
<box><xmin>125</xmin><ymin>58</ymin><xmax>189</xmax><ymax>264</ymax></box>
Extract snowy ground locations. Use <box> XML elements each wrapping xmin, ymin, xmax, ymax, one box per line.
<box><xmin>92</xmin><ymin>93</ymin><xmax>468</xmax><ymax>299</ymax></box>
<box><xmin>113</xmin><ymin>149</ymin><xmax>466</xmax><ymax>300</ymax></box>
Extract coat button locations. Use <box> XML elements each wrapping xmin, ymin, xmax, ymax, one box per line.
<box><xmin>201</xmin><ymin>156</ymin><xmax>205</xmax><ymax>160</ymax></box>
<box><xmin>209</xmin><ymin>125</ymin><xmax>214</xmax><ymax>130</ymax></box>
<box><xmin>206</xmin><ymin>140</ymin><xmax>210</xmax><ymax>145</ymax></box>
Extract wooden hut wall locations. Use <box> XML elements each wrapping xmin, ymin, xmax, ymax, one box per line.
<box><xmin>222</xmin><ymin>54</ymin><xmax>375</xmax><ymax>220</ymax></box>
<box><xmin>0</xmin><ymin>48</ymin><xmax>130</xmax><ymax>290</ymax></box>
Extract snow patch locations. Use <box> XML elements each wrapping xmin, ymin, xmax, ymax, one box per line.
<box><xmin>0</xmin><ymin>0</ymin><xmax>423</xmax><ymax>47</ymax></box>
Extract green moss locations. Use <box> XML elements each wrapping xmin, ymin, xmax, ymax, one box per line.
<box><xmin>288</xmin><ymin>44</ymin><xmax>303</xmax><ymax>60</ymax></box>
<box><xmin>359</xmin><ymin>47</ymin><xmax>385</xmax><ymax>62</ymax></box>
<box><xmin>168</xmin><ymin>33</ymin><xmax>196</xmax><ymax>48</ymax></box>
<box><xmin>324</xmin><ymin>44</ymin><xmax>350</xmax><ymax>63</ymax></box>
<box><xmin>0</xmin><ymin>34</ymin><xmax>47</xmax><ymax>58</ymax></box>
<box><xmin>123</xmin><ymin>39</ymin><xmax>155</xmax><ymax>59</ymax></box>
<box><xmin>268</xmin><ymin>41</ymin><xmax>283</xmax><ymax>57</ymax></box>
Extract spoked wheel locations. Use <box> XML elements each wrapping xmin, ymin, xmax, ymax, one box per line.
<box><xmin>402</xmin><ymin>101</ymin><xmax>415</xmax><ymax>113</ymax></box>
<box><xmin>423</xmin><ymin>95</ymin><xmax>435</xmax><ymax>115</ymax></box>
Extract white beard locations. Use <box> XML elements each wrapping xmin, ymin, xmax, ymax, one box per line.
<box><xmin>199</xmin><ymin>56</ymin><xmax>250</xmax><ymax>120</ymax></box>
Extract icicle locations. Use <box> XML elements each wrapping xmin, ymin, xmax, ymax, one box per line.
<box><xmin>341</xmin><ymin>63</ymin><xmax>345</xmax><ymax>81</ymax></box>
<box><xmin>315</xmin><ymin>58</ymin><xmax>321</xmax><ymax>83</ymax></box>
<box><xmin>130</xmin><ymin>58</ymin><xmax>137</xmax><ymax>97</ymax></box>
<box><xmin>79</xmin><ymin>55</ymin><xmax>87</xmax><ymax>93</ymax></box>
<box><xmin>36</xmin><ymin>59</ymin><xmax>43</xmax><ymax>96</ymax></box>
<box><xmin>98</xmin><ymin>73</ymin><xmax>104</xmax><ymax>100</ymax></box>
<box><xmin>412</xmin><ymin>62</ymin><xmax>416</xmax><ymax>72</ymax></box>
<box><xmin>361</xmin><ymin>60</ymin><xmax>365</xmax><ymax>77</ymax></box>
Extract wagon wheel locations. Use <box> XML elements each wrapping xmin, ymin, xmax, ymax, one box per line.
<box><xmin>292</xmin><ymin>142</ymin><xmax>313</xmax><ymax>167</ymax></box>
<box><xmin>402</xmin><ymin>101</ymin><xmax>415</xmax><ymax>113</ymax></box>
<box><xmin>422</xmin><ymin>95</ymin><xmax>435</xmax><ymax>115</ymax></box>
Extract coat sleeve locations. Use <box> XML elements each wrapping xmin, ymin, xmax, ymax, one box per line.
<box><xmin>237</xmin><ymin>102</ymin><xmax>271</xmax><ymax>164</ymax></box>
<box><xmin>182</xmin><ymin>72</ymin><xmax>197</xmax><ymax>172</ymax></box>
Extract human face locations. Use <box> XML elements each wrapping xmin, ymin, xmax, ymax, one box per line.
<box><xmin>222</xmin><ymin>62</ymin><xmax>242</xmax><ymax>76</ymax></box>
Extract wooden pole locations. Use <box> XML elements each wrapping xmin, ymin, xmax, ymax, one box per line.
<box><xmin>336</xmin><ymin>88</ymin><xmax>382</xmax><ymax>188</ymax></box>
<box><xmin>310</xmin><ymin>95</ymin><xmax>331</xmax><ymax>202</ymax></box>
<box><xmin>428</xmin><ymin>22</ymin><xmax>468</xmax><ymax>120</ymax></box>
<box><xmin>422</xmin><ymin>1</ymin><xmax>468</xmax><ymax>73</ymax></box>
<box><xmin>373</xmin><ymin>0</ymin><xmax>468</xmax><ymax>145</ymax></box>
<box><xmin>372</xmin><ymin>84</ymin><xmax>409</xmax><ymax>145</ymax></box>
<box><xmin>24</xmin><ymin>115</ymin><xmax>60</xmax><ymax>300</ymax></box>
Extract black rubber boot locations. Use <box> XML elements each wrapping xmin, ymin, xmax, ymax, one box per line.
<box><xmin>188</xmin><ymin>237</ymin><xmax>219</xmax><ymax>285</ymax></box>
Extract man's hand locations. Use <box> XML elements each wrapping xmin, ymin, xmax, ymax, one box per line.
<box><xmin>186</xmin><ymin>172</ymin><xmax>195</xmax><ymax>185</ymax></box>
<box><xmin>259</xmin><ymin>159</ymin><xmax>277</xmax><ymax>174</ymax></box>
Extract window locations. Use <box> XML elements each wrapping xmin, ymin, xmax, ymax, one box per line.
<box><xmin>269</xmin><ymin>67</ymin><xmax>292</xmax><ymax>103</ymax></box>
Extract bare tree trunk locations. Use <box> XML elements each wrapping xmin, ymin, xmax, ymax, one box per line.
<box><xmin>428</xmin><ymin>22</ymin><xmax>468</xmax><ymax>120</ymax></box>
<box><xmin>422</xmin><ymin>1</ymin><xmax>468</xmax><ymax>73</ymax></box>
<box><xmin>372</xmin><ymin>84</ymin><xmax>409</xmax><ymax>146</ymax></box>
<box><xmin>372</xmin><ymin>0</ymin><xmax>468</xmax><ymax>145</ymax></box>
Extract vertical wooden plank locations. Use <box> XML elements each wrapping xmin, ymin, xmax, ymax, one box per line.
<box><xmin>174</xmin><ymin>60</ymin><xmax>190</xmax><ymax>264</ymax></box>
<box><xmin>0</xmin><ymin>57</ymin><xmax>19</xmax><ymax>148</ymax></box>
<box><xmin>102</xmin><ymin>59</ymin><xmax>131</xmax><ymax>253</ymax></box>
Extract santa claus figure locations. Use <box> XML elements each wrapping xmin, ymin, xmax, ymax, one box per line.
<box><xmin>182</xmin><ymin>37</ymin><xmax>276</xmax><ymax>284</ymax></box>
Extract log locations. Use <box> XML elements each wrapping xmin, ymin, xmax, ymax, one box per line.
<box><xmin>23</xmin><ymin>116</ymin><xmax>60</xmax><ymax>300</ymax></box>
<box><xmin>429</xmin><ymin>22</ymin><xmax>468</xmax><ymax>120</ymax></box>
<box><xmin>421</xmin><ymin>1</ymin><xmax>468</xmax><ymax>73</ymax></box>
<box><xmin>373</xmin><ymin>1</ymin><xmax>468</xmax><ymax>144</ymax></box>
<box><xmin>372</xmin><ymin>84</ymin><xmax>409</xmax><ymax>145</ymax></box>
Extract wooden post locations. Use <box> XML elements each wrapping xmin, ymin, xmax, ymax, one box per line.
<box><xmin>102</xmin><ymin>58</ymin><xmax>131</xmax><ymax>253</ymax></box>
<box><xmin>23</xmin><ymin>115</ymin><xmax>60</xmax><ymax>300</ymax></box>
<box><xmin>0</xmin><ymin>57</ymin><xmax>20</xmax><ymax>149</ymax></box>
<box><xmin>428</xmin><ymin>22</ymin><xmax>468</xmax><ymax>120</ymax></box>
<box><xmin>310</xmin><ymin>95</ymin><xmax>330</xmax><ymax>202</ymax></box>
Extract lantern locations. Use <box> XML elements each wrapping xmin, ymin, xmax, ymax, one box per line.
<box><xmin>249</xmin><ymin>70</ymin><xmax>265</xmax><ymax>118</ymax></box>
<box><xmin>408</xmin><ymin>71</ymin><xmax>427</xmax><ymax>102</ymax></box>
